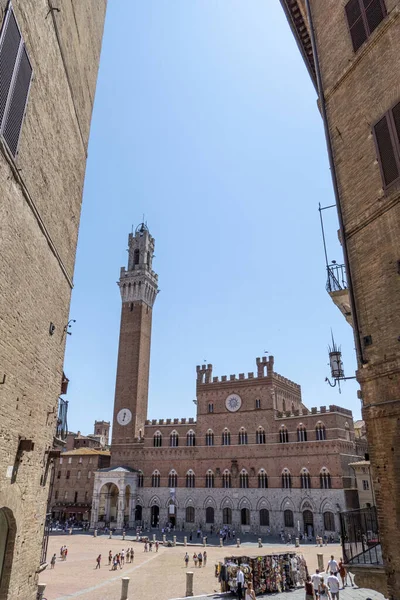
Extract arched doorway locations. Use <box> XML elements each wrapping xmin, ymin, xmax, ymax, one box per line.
<box><xmin>0</xmin><ymin>508</ymin><xmax>16</xmax><ymax>598</ymax></box>
<box><xmin>151</xmin><ymin>505</ymin><xmax>159</xmax><ymax>527</ymax></box>
<box><xmin>223</xmin><ymin>507</ymin><xmax>232</xmax><ymax>525</ymax></box>
<box><xmin>206</xmin><ymin>507</ymin><xmax>214</xmax><ymax>524</ymax></box>
<box><xmin>135</xmin><ymin>505</ymin><xmax>142</xmax><ymax>522</ymax></box>
<box><xmin>108</xmin><ymin>484</ymin><xmax>119</xmax><ymax>523</ymax></box>
<box><xmin>303</xmin><ymin>510</ymin><xmax>314</xmax><ymax>537</ymax></box>
<box><xmin>168</xmin><ymin>499</ymin><xmax>176</xmax><ymax>527</ymax></box>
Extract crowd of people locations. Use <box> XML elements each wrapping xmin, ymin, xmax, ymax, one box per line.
<box><xmin>305</xmin><ymin>555</ymin><xmax>354</xmax><ymax>599</ymax></box>
<box><xmin>184</xmin><ymin>551</ymin><xmax>207</xmax><ymax>568</ymax></box>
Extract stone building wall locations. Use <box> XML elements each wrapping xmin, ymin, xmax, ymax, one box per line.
<box><xmin>0</xmin><ymin>2</ymin><xmax>107</xmax><ymax>598</ymax></box>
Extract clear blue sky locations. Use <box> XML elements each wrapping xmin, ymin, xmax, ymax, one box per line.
<box><xmin>64</xmin><ymin>0</ymin><xmax>361</xmax><ymax>436</ymax></box>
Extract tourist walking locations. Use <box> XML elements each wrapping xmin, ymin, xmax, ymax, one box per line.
<box><xmin>193</xmin><ymin>553</ymin><xmax>198</xmax><ymax>567</ymax></box>
<box><xmin>326</xmin><ymin>555</ymin><xmax>339</xmax><ymax>576</ymax></box>
<box><xmin>184</xmin><ymin>552</ymin><xmax>189</xmax><ymax>568</ymax></box>
<box><xmin>198</xmin><ymin>552</ymin><xmax>203</xmax><ymax>567</ymax></box>
<box><xmin>130</xmin><ymin>548</ymin><xmax>134</xmax><ymax>562</ymax></box>
<box><xmin>237</xmin><ymin>567</ymin><xmax>245</xmax><ymax>600</ymax></box>
<box><xmin>338</xmin><ymin>558</ymin><xmax>353</xmax><ymax>588</ymax></box>
<box><xmin>203</xmin><ymin>551</ymin><xmax>207</xmax><ymax>566</ymax></box>
<box><xmin>305</xmin><ymin>575</ymin><xmax>314</xmax><ymax>600</ymax></box>
<box><xmin>50</xmin><ymin>554</ymin><xmax>56</xmax><ymax>569</ymax></box>
<box><xmin>319</xmin><ymin>577</ymin><xmax>331</xmax><ymax>598</ymax></box>
<box><xmin>95</xmin><ymin>554</ymin><xmax>101</xmax><ymax>569</ymax></box>
<box><xmin>311</xmin><ymin>568</ymin><xmax>321</xmax><ymax>598</ymax></box>
<box><xmin>327</xmin><ymin>573</ymin><xmax>340</xmax><ymax>600</ymax></box>
<box><xmin>121</xmin><ymin>549</ymin><xmax>125</xmax><ymax>565</ymax></box>
<box><xmin>108</xmin><ymin>550</ymin><xmax>112</xmax><ymax>566</ymax></box>
<box><xmin>245</xmin><ymin>581</ymin><xmax>256</xmax><ymax>600</ymax></box>
<box><xmin>155</xmin><ymin>541</ymin><xmax>159</xmax><ymax>552</ymax></box>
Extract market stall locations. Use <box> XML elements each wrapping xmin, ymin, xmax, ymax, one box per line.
<box><xmin>215</xmin><ymin>552</ymin><xmax>307</xmax><ymax>595</ymax></box>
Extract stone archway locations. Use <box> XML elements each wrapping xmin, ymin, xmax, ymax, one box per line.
<box><xmin>303</xmin><ymin>510</ymin><xmax>314</xmax><ymax>537</ymax></box>
<box><xmin>0</xmin><ymin>508</ymin><xmax>16</xmax><ymax>599</ymax></box>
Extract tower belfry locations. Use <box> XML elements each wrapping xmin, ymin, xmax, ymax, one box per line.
<box><xmin>111</xmin><ymin>223</ymin><xmax>158</xmax><ymax>451</ymax></box>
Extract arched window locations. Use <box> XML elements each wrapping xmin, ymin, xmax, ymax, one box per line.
<box><xmin>134</xmin><ymin>249</ymin><xmax>140</xmax><ymax>265</ymax></box>
<box><xmin>205</xmin><ymin>430</ymin><xmax>214</xmax><ymax>446</ymax></box>
<box><xmin>206</xmin><ymin>506</ymin><xmax>215</xmax><ymax>523</ymax></box>
<box><xmin>300</xmin><ymin>468</ymin><xmax>311</xmax><ymax>489</ymax></box>
<box><xmin>320</xmin><ymin>468</ymin><xmax>332</xmax><ymax>489</ymax></box>
<box><xmin>240</xmin><ymin>469</ymin><xmax>249</xmax><ymax>489</ymax></box>
<box><xmin>223</xmin><ymin>507</ymin><xmax>232</xmax><ymax>525</ymax></box>
<box><xmin>260</xmin><ymin>509</ymin><xmax>269</xmax><ymax>526</ymax></box>
<box><xmin>208</xmin><ymin>403</ymin><xmax>214</xmax><ymax>413</ymax></box>
<box><xmin>147</xmin><ymin>251</ymin><xmax>150</xmax><ymax>266</ymax></box>
<box><xmin>255</xmin><ymin>398</ymin><xmax>261</xmax><ymax>409</ymax></box>
<box><xmin>151</xmin><ymin>470</ymin><xmax>160</xmax><ymax>487</ymax></box>
<box><xmin>168</xmin><ymin>470</ymin><xmax>178</xmax><ymax>488</ymax></box>
<box><xmin>185</xmin><ymin>506</ymin><xmax>195</xmax><ymax>523</ymax></box>
<box><xmin>238</xmin><ymin>428</ymin><xmax>248</xmax><ymax>445</ymax></box>
<box><xmin>282</xmin><ymin>469</ymin><xmax>292</xmax><ymax>489</ymax></box>
<box><xmin>186</xmin><ymin>430</ymin><xmax>196</xmax><ymax>447</ymax></box>
<box><xmin>205</xmin><ymin>470</ymin><xmax>214</xmax><ymax>488</ymax></box>
<box><xmin>279</xmin><ymin>426</ymin><xmax>289</xmax><ymax>443</ymax></box>
<box><xmin>137</xmin><ymin>471</ymin><xmax>144</xmax><ymax>487</ymax></box>
<box><xmin>170</xmin><ymin>431</ymin><xmax>179</xmax><ymax>447</ymax></box>
<box><xmin>284</xmin><ymin>509</ymin><xmax>294</xmax><ymax>528</ymax></box>
<box><xmin>256</xmin><ymin>427</ymin><xmax>266</xmax><ymax>444</ymax></box>
<box><xmin>241</xmin><ymin>508</ymin><xmax>250</xmax><ymax>525</ymax></box>
<box><xmin>316</xmin><ymin>422</ymin><xmax>326</xmax><ymax>441</ymax></box>
<box><xmin>297</xmin><ymin>424</ymin><xmax>307</xmax><ymax>442</ymax></box>
<box><xmin>222</xmin><ymin>429</ymin><xmax>231</xmax><ymax>446</ymax></box>
<box><xmin>324</xmin><ymin>511</ymin><xmax>335</xmax><ymax>531</ymax></box>
<box><xmin>153</xmin><ymin>431</ymin><xmax>162</xmax><ymax>447</ymax></box>
<box><xmin>186</xmin><ymin>470</ymin><xmax>195</xmax><ymax>488</ymax></box>
<box><xmin>258</xmin><ymin>469</ymin><xmax>268</xmax><ymax>489</ymax></box>
<box><xmin>222</xmin><ymin>470</ymin><xmax>232</xmax><ymax>489</ymax></box>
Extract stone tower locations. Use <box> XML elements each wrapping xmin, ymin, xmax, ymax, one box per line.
<box><xmin>111</xmin><ymin>224</ymin><xmax>158</xmax><ymax>448</ymax></box>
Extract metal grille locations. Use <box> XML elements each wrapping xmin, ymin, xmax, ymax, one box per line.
<box><xmin>0</xmin><ymin>9</ymin><xmax>21</xmax><ymax>126</ymax></box>
<box><xmin>326</xmin><ymin>263</ymin><xmax>347</xmax><ymax>292</ymax></box>
<box><xmin>3</xmin><ymin>44</ymin><xmax>32</xmax><ymax>156</ymax></box>
<box><xmin>363</xmin><ymin>0</ymin><xmax>386</xmax><ymax>35</ymax></box>
<box><xmin>346</xmin><ymin>0</ymin><xmax>368</xmax><ymax>51</ymax></box>
<box><xmin>340</xmin><ymin>506</ymin><xmax>382</xmax><ymax>565</ymax></box>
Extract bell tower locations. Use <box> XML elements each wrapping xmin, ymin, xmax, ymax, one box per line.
<box><xmin>111</xmin><ymin>223</ymin><xmax>158</xmax><ymax>448</ymax></box>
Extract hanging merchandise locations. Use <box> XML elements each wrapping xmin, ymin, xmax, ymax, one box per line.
<box><xmin>216</xmin><ymin>552</ymin><xmax>307</xmax><ymax>596</ymax></box>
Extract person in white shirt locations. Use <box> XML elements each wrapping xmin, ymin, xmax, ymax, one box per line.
<box><xmin>327</xmin><ymin>574</ymin><xmax>340</xmax><ymax>600</ymax></box>
<box><xmin>311</xmin><ymin>569</ymin><xmax>321</xmax><ymax>598</ymax></box>
<box><xmin>326</xmin><ymin>555</ymin><xmax>339</xmax><ymax>575</ymax></box>
<box><xmin>236</xmin><ymin>567</ymin><xmax>245</xmax><ymax>600</ymax></box>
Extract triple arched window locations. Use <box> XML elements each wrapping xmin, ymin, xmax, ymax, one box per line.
<box><xmin>256</xmin><ymin>427</ymin><xmax>266</xmax><ymax>444</ymax></box>
<box><xmin>316</xmin><ymin>422</ymin><xmax>326</xmax><ymax>441</ymax></box>
<box><xmin>300</xmin><ymin>468</ymin><xmax>311</xmax><ymax>489</ymax></box>
<box><xmin>320</xmin><ymin>468</ymin><xmax>332</xmax><ymax>489</ymax></box>
<box><xmin>186</xmin><ymin>430</ymin><xmax>196</xmax><ymax>447</ymax></box>
<box><xmin>186</xmin><ymin>470</ymin><xmax>195</xmax><ymax>488</ymax></box>
<box><xmin>222</xmin><ymin>429</ymin><xmax>231</xmax><ymax>446</ymax></box>
<box><xmin>297</xmin><ymin>424</ymin><xmax>307</xmax><ymax>442</ymax></box>
<box><xmin>153</xmin><ymin>431</ymin><xmax>162</xmax><ymax>447</ymax></box>
<box><xmin>168</xmin><ymin>470</ymin><xmax>178</xmax><ymax>488</ymax></box>
<box><xmin>222</xmin><ymin>470</ymin><xmax>232</xmax><ymax>489</ymax></box>
<box><xmin>170</xmin><ymin>431</ymin><xmax>179</xmax><ymax>447</ymax></box>
<box><xmin>151</xmin><ymin>470</ymin><xmax>160</xmax><ymax>487</ymax></box>
<box><xmin>282</xmin><ymin>468</ymin><xmax>292</xmax><ymax>489</ymax></box>
<box><xmin>240</xmin><ymin>469</ymin><xmax>249</xmax><ymax>489</ymax></box>
<box><xmin>205</xmin><ymin>430</ymin><xmax>214</xmax><ymax>446</ymax></box>
<box><xmin>279</xmin><ymin>426</ymin><xmax>289</xmax><ymax>443</ymax></box>
<box><xmin>258</xmin><ymin>469</ymin><xmax>268</xmax><ymax>489</ymax></box>
<box><xmin>205</xmin><ymin>470</ymin><xmax>214</xmax><ymax>488</ymax></box>
<box><xmin>238</xmin><ymin>428</ymin><xmax>248</xmax><ymax>445</ymax></box>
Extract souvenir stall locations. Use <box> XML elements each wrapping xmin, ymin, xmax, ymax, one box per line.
<box><xmin>215</xmin><ymin>552</ymin><xmax>307</xmax><ymax>595</ymax></box>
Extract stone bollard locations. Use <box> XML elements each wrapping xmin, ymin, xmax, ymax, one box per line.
<box><xmin>123</xmin><ymin>530</ymin><xmax>126</xmax><ymax>540</ymax></box>
<box><xmin>317</xmin><ymin>553</ymin><xmax>324</xmax><ymax>571</ymax></box>
<box><xmin>186</xmin><ymin>571</ymin><xmax>194</xmax><ymax>597</ymax></box>
<box><xmin>295</xmin><ymin>537</ymin><xmax>299</xmax><ymax>547</ymax></box>
<box><xmin>163</xmin><ymin>534</ymin><xmax>166</xmax><ymax>544</ymax></box>
<box><xmin>153</xmin><ymin>533</ymin><xmax>156</xmax><ymax>542</ymax></box>
<box><xmin>203</xmin><ymin>537</ymin><xmax>206</xmax><ymax>547</ymax></box>
<box><xmin>94</xmin><ymin>529</ymin><xmax>97</xmax><ymax>537</ymax></box>
<box><xmin>69</xmin><ymin>528</ymin><xmax>72</xmax><ymax>535</ymax></box>
<box><xmin>37</xmin><ymin>583</ymin><xmax>46</xmax><ymax>600</ymax></box>
<box><xmin>258</xmin><ymin>538</ymin><xmax>262</xmax><ymax>548</ymax></box>
<box><xmin>109</xmin><ymin>531</ymin><xmax>112</xmax><ymax>539</ymax></box>
<box><xmin>121</xmin><ymin>577</ymin><xmax>130</xmax><ymax>600</ymax></box>
<box><xmin>173</xmin><ymin>535</ymin><xmax>177</xmax><ymax>546</ymax></box>
<box><xmin>184</xmin><ymin>536</ymin><xmax>187</xmax><ymax>546</ymax></box>
<box><xmin>236</xmin><ymin>538</ymin><xmax>240</xmax><ymax>547</ymax></box>
<box><xmin>219</xmin><ymin>538</ymin><xmax>223</xmax><ymax>547</ymax></box>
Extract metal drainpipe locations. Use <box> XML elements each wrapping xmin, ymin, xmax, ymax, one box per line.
<box><xmin>304</xmin><ymin>0</ymin><xmax>366</xmax><ymax>366</ymax></box>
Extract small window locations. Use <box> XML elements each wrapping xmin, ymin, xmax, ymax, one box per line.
<box><xmin>0</xmin><ymin>6</ymin><xmax>33</xmax><ymax>157</ymax></box>
<box><xmin>297</xmin><ymin>425</ymin><xmax>307</xmax><ymax>442</ymax></box>
<box><xmin>59</xmin><ymin>457</ymin><xmax>63</xmax><ymax>465</ymax></box>
<box><xmin>279</xmin><ymin>426</ymin><xmax>289</xmax><ymax>443</ymax></box>
<box><xmin>66</xmin><ymin>470</ymin><xmax>70</xmax><ymax>480</ymax></box>
<box><xmin>208</xmin><ymin>403</ymin><xmax>213</xmax><ymax>413</ymax></box>
<box><xmin>77</xmin><ymin>470</ymin><xmax>81</xmax><ymax>480</ymax></box>
<box><xmin>55</xmin><ymin>490</ymin><xmax>59</xmax><ymax>500</ymax></box>
<box><xmin>205</xmin><ymin>470</ymin><xmax>214</xmax><ymax>488</ymax></box>
<box><xmin>258</xmin><ymin>470</ymin><xmax>268</xmax><ymax>489</ymax></box>
<box><xmin>316</xmin><ymin>423</ymin><xmax>326</xmax><ymax>441</ymax></box>
<box><xmin>152</xmin><ymin>471</ymin><xmax>160</xmax><ymax>487</ymax></box>
<box><xmin>205</xmin><ymin>430</ymin><xmax>214</xmax><ymax>446</ymax></box>
<box><xmin>87</xmin><ymin>471</ymin><xmax>91</xmax><ymax>479</ymax></box>
<box><xmin>170</xmin><ymin>431</ymin><xmax>179</xmax><ymax>447</ymax></box>
<box><xmin>185</xmin><ymin>470</ymin><xmax>195</xmax><ymax>488</ymax></box>
<box><xmin>282</xmin><ymin>469</ymin><xmax>292</xmax><ymax>489</ymax></box>
<box><xmin>64</xmin><ymin>491</ymin><xmax>68</xmax><ymax>500</ymax></box>
<box><xmin>74</xmin><ymin>491</ymin><xmax>78</xmax><ymax>503</ymax></box>
<box><xmin>68</xmin><ymin>457</ymin><xmax>72</xmax><ymax>464</ymax></box>
<box><xmin>168</xmin><ymin>470</ymin><xmax>178</xmax><ymax>488</ymax></box>
<box><xmin>373</xmin><ymin>103</ymin><xmax>400</xmax><ymax>188</ymax></box>
<box><xmin>134</xmin><ymin>249</ymin><xmax>140</xmax><ymax>265</ymax></box>
<box><xmin>241</xmin><ymin>507</ymin><xmax>250</xmax><ymax>525</ymax></box>
<box><xmin>222</xmin><ymin>507</ymin><xmax>232</xmax><ymax>525</ymax></box>
<box><xmin>256</xmin><ymin>427</ymin><xmax>266</xmax><ymax>444</ymax></box>
<box><xmin>239</xmin><ymin>470</ymin><xmax>249</xmax><ymax>489</ymax></box>
<box><xmin>186</xmin><ymin>431</ymin><xmax>196</xmax><ymax>447</ymax></box>
<box><xmin>345</xmin><ymin>0</ymin><xmax>386</xmax><ymax>52</ymax></box>
<box><xmin>320</xmin><ymin>469</ymin><xmax>332</xmax><ymax>489</ymax></box>
<box><xmin>222</xmin><ymin>470</ymin><xmax>232</xmax><ymax>489</ymax></box>
<box><xmin>138</xmin><ymin>472</ymin><xmax>144</xmax><ymax>487</ymax></box>
<box><xmin>153</xmin><ymin>432</ymin><xmax>162</xmax><ymax>448</ymax></box>
<box><xmin>85</xmin><ymin>491</ymin><xmax>88</xmax><ymax>501</ymax></box>
<box><xmin>363</xmin><ymin>479</ymin><xmax>370</xmax><ymax>490</ymax></box>
<box><xmin>238</xmin><ymin>428</ymin><xmax>248</xmax><ymax>445</ymax></box>
<box><xmin>255</xmin><ymin>398</ymin><xmax>261</xmax><ymax>409</ymax></box>
<box><xmin>79</xmin><ymin>457</ymin><xmax>83</xmax><ymax>464</ymax></box>
<box><xmin>300</xmin><ymin>469</ymin><xmax>311</xmax><ymax>489</ymax></box>
<box><xmin>222</xmin><ymin>429</ymin><xmax>231</xmax><ymax>446</ymax></box>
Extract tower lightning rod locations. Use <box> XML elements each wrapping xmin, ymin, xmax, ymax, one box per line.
<box><xmin>318</xmin><ymin>202</ymin><xmax>335</xmax><ymax>271</ymax></box>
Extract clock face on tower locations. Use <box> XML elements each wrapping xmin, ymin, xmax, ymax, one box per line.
<box><xmin>117</xmin><ymin>408</ymin><xmax>132</xmax><ymax>426</ymax></box>
<box><xmin>225</xmin><ymin>394</ymin><xmax>242</xmax><ymax>412</ymax></box>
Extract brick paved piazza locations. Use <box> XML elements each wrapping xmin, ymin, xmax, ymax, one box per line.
<box><xmin>39</xmin><ymin>534</ymin><xmax>385</xmax><ymax>600</ymax></box>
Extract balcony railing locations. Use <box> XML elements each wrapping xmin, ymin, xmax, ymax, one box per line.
<box><xmin>326</xmin><ymin>263</ymin><xmax>347</xmax><ymax>293</ymax></box>
<box><xmin>340</xmin><ymin>506</ymin><xmax>382</xmax><ymax>565</ymax></box>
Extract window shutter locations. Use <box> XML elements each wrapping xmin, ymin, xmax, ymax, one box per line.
<box><xmin>363</xmin><ymin>0</ymin><xmax>386</xmax><ymax>35</ymax></box>
<box><xmin>346</xmin><ymin>0</ymin><xmax>367</xmax><ymax>51</ymax></box>
<box><xmin>0</xmin><ymin>9</ymin><xmax>21</xmax><ymax>127</ymax></box>
<box><xmin>3</xmin><ymin>45</ymin><xmax>32</xmax><ymax>156</ymax></box>
<box><xmin>374</xmin><ymin>115</ymin><xmax>400</xmax><ymax>187</ymax></box>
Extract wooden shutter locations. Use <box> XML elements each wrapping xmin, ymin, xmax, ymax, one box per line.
<box><xmin>346</xmin><ymin>0</ymin><xmax>368</xmax><ymax>51</ymax></box>
<box><xmin>363</xmin><ymin>0</ymin><xmax>386</xmax><ymax>36</ymax></box>
<box><xmin>3</xmin><ymin>45</ymin><xmax>32</xmax><ymax>156</ymax></box>
<box><xmin>0</xmin><ymin>9</ymin><xmax>21</xmax><ymax>127</ymax></box>
<box><xmin>374</xmin><ymin>115</ymin><xmax>400</xmax><ymax>187</ymax></box>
